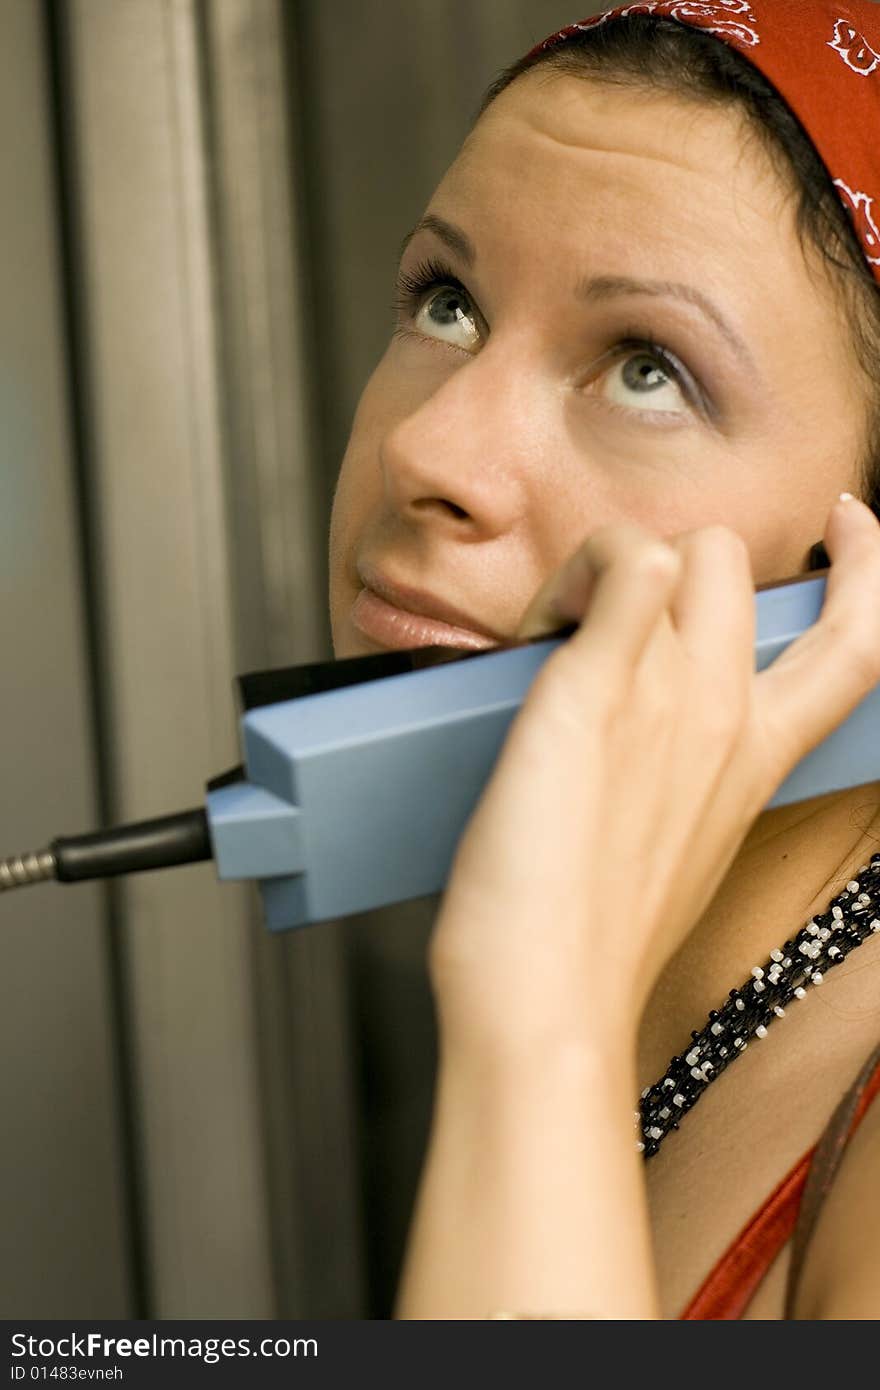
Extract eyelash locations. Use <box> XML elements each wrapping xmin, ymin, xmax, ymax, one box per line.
<box><xmin>391</xmin><ymin>256</ymin><xmax>470</xmax><ymax>326</ymax></box>
<box><xmin>391</xmin><ymin>258</ymin><xmax>705</xmax><ymax>414</ymax></box>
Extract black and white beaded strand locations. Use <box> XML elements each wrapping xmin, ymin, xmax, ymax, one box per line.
<box><xmin>636</xmin><ymin>854</ymin><xmax>880</xmax><ymax>1159</ymax></box>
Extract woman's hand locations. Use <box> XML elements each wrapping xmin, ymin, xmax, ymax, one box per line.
<box><xmin>397</xmin><ymin>496</ymin><xmax>880</xmax><ymax>1320</ymax></box>
<box><xmin>429</xmin><ymin>496</ymin><xmax>880</xmax><ymax>1057</ymax></box>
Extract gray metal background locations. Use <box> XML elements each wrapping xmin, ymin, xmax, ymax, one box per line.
<box><xmin>0</xmin><ymin>0</ymin><xmax>593</xmax><ymax>1318</ymax></box>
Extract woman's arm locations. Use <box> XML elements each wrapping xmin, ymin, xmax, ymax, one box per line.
<box><xmin>394</xmin><ymin>1028</ymin><xmax>658</xmax><ymax>1320</ymax></box>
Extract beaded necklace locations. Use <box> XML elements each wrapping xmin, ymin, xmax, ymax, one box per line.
<box><xmin>637</xmin><ymin>854</ymin><xmax>880</xmax><ymax>1157</ymax></box>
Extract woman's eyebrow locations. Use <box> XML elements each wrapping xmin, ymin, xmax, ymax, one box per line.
<box><xmin>399</xmin><ymin>218</ymin><xmax>757</xmax><ymax>377</ymax></box>
<box><xmin>398</xmin><ymin>215</ymin><xmax>476</xmax><ymax>268</ymax></box>
<box><xmin>577</xmin><ymin>275</ymin><xmax>757</xmax><ymax>375</ymax></box>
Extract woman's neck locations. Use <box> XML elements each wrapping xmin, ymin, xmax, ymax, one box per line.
<box><xmin>637</xmin><ymin>783</ymin><xmax>880</xmax><ymax>1088</ymax></box>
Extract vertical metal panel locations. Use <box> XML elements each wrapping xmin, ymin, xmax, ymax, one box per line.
<box><xmin>0</xmin><ymin>0</ymin><xmax>131</xmax><ymax>1317</ymax></box>
<box><xmin>201</xmin><ymin>0</ymin><xmax>328</xmax><ymax>671</ymax></box>
<box><xmin>201</xmin><ymin>0</ymin><xmax>366</xmax><ymax>1317</ymax></box>
<box><xmin>59</xmin><ymin>0</ymin><xmax>273</xmax><ymax>1316</ymax></box>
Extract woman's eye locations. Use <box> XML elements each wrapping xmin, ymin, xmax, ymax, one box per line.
<box><xmin>596</xmin><ymin>347</ymin><xmax>690</xmax><ymax>416</ymax></box>
<box><xmin>412</xmin><ymin>285</ymin><xmax>481</xmax><ymax>351</ymax></box>
<box><xmin>393</xmin><ymin>259</ymin><xmax>483</xmax><ymax>353</ymax></box>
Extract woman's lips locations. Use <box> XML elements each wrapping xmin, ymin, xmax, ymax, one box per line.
<box><xmin>351</xmin><ymin>586</ymin><xmax>501</xmax><ymax>651</ymax></box>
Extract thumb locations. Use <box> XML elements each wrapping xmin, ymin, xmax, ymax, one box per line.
<box><xmin>515</xmin><ymin>544</ymin><xmax>599</xmax><ymax>641</ymax></box>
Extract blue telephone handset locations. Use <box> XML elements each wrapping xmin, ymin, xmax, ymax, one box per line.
<box><xmin>204</xmin><ymin>568</ymin><xmax>880</xmax><ymax>932</ymax></box>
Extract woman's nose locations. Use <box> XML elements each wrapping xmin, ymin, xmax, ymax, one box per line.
<box><xmin>378</xmin><ymin>352</ymin><xmax>542</xmax><ymax>536</ymax></box>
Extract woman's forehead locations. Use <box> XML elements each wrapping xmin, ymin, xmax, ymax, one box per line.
<box><xmin>440</xmin><ymin>73</ymin><xmax>798</xmax><ymax>290</ymax></box>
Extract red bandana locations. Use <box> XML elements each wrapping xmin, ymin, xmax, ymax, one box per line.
<box><xmin>526</xmin><ymin>2</ymin><xmax>880</xmax><ymax>284</ymax></box>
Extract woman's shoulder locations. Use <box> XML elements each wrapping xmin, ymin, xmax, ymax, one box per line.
<box><xmin>792</xmin><ymin>1064</ymin><xmax>880</xmax><ymax>1319</ymax></box>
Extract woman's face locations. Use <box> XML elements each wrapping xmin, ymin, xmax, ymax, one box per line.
<box><xmin>329</xmin><ymin>72</ymin><xmax>870</xmax><ymax>657</ymax></box>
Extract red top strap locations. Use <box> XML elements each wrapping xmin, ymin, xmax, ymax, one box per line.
<box><xmin>680</xmin><ymin>1050</ymin><xmax>880</xmax><ymax>1319</ymax></box>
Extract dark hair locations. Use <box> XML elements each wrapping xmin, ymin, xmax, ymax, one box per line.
<box><xmin>479</xmin><ymin>17</ymin><xmax>880</xmax><ymax>516</ymax></box>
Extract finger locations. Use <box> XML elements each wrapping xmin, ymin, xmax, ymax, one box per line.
<box><xmin>665</xmin><ymin>526</ymin><xmax>755</xmax><ymax>715</ymax></box>
<box><xmin>516</xmin><ymin>523</ymin><xmax>681</xmax><ymax>642</ymax></box>
<box><xmin>515</xmin><ymin>543</ymin><xmax>600</xmax><ymax>641</ymax></box>
<box><xmin>558</xmin><ymin>525</ymin><xmax>682</xmax><ymax>681</ymax></box>
<box><xmin>754</xmin><ymin>494</ymin><xmax>880</xmax><ymax>775</ymax></box>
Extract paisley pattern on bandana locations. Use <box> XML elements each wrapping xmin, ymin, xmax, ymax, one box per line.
<box><xmin>525</xmin><ymin>2</ymin><xmax>880</xmax><ymax>286</ymax></box>
<box><xmin>828</xmin><ymin>19</ymin><xmax>880</xmax><ymax>77</ymax></box>
<box><xmin>835</xmin><ymin>179</ymin><xmax>880</xmax><ymax>265</ymax></box>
